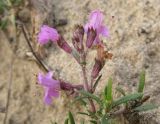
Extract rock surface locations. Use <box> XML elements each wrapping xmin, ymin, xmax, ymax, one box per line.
<box><xmin>0</xmin><ymin>0</ymin><xmax>160</xmax><ymax>123</ymax></box>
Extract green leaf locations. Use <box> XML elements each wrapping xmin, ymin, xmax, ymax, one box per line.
<box><xmin>106</xmin><ymin>78</ymin><xmax>113</xmax><ymax>102</ymax></box>
<box><xmin>68</xmin><ymin>111</ymin><xmax>75</xmax><ymax>124</ymax></box>
<box><xmin>134</xmin><ymin>104</ymin><xmax>159</xmax><ymax>112</ymax></box>
<box><xmin>79</xmin><ymin>90</ymin><xmax>102</xmax><ymax>105</ymax></box>
<box><xmin>116</xmin><ymin>86</ymin><xmax>125</xmax><ymax>96</ymax></box>
<box><xmin>93</xmin><ymin>75</ymin><xmax>102</xmax><ymax>90</ymax></box>
<box><xmin>104</xmin><ymin>78</ymin><xmax>113</xmax><ymax>111</ymax></box>
<box><xmin>112</xmin><ymin>93</ymin><xmax>143</xmax><ymax>107</ymax></box>
<box><xmin>138</xmin><ymin>71</ymin><xmax>145</xmax><ymax>93</ymax></box>
<box><xmin>64</xmin><ymin>118</ymin><xmax>69</xmax><ymax>124</ymax></box>
<box><xmin>77</xmin><ymin>112</ymin><xmax>89</xmax><ymax>116</ymax></box>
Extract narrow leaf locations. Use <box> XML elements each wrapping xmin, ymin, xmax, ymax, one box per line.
<box><xmin>79</xmin><ymin>90</ymin><xmax>102</xmax><ymax>105</ymax></box>
<box><xmin>134</xmin><ymin>104</ymin><xmax>159</xmax><ymax>112</ymax></box>
<box><xmin>106</xmin><ymin>78</ymin><xmax>113</xmax><ymax>101</ymax></box>
<box><xmin>112</xmin><ymin>93</ymin><xmax>143</xmax><ymax>107</ymax></box>
<box><xmin>77</xmin><ymin>112</ymin><xmax>89</xmax><ymax>116</ymax></box>
<box><xmin>138</xmin><ymin>71</ymin><xmax>145</xmax><ymax>93</ymax></box>
<box><xmin>68</xmin><ymin>111</ymin><xmax>75</xmax><ymax>124</ymax></box>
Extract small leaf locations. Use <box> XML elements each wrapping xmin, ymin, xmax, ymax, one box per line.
<box><xmin>134</xmin><ymin>104</ymin><xmax>159</xmax><ymax>112</ymax></box>
<box><xmin>138</xmin><ymin>71</ymin><xmax>145</xmax><ymax>93</ymax></box>
<box><xmin>68</xmin><ymin>111</ymin><xmax>75</xmax><ymax>124</ymax></box>
<box><xmin>106</xmin><ymin>78</ymin><xmax>113</xmax><ymax>101</ymax></box>
<box><xmin>116</xmin><ymin>86</ymin><xmax>125</xmax><ymax>96</ymax></box>
<box><xmin>77</xmin><ymin>112</ymin><xmax>89</xmax><ymax>116</ymax></box>
<box><xmin>64</xmin><ymin>118</ymin><xmax>69</xmax><ymax>124</ymax></box>
<box><xmin>93</xmin><ymin>75</ymin><xmax>102</xmax><ymax>90</ymax></box>
<box><xmin>112</xmin><ymin>93</ymin><xmax>143</xmax><ymax>107</ymax></box>
<box><xmin>79</xmin><ymin>90</ymin><xmax>102</xmax><ymax>105</ymax></box>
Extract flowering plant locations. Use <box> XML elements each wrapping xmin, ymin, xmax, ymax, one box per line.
<box><xmin>36</xmin><ymin>10</ymin><xmax>158</xmax><ymax>124</ymax></box>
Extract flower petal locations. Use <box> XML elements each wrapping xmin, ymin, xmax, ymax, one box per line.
<box><xmin>38</xmin><ymin>25</ymin><xmax>59</xmax><ymax>45</ymax></box>
<box><xmin>43</xmin><ymin>88</ymin><xmax>52</xmax><ymax>105</ymax></box>
<box><xmin>43</xmin><ymin>87</ymin><xmax>59</xmax><ymax>105</ymax></box>
<box><xmin>38</xmin><ymin>72</ymin><xmax>60</xmax><ymax>88</ymax></box>
<box><xmin>100</xmin><ymin>26</ymin><xmax>109</xmax><ymax>37</ymax></box>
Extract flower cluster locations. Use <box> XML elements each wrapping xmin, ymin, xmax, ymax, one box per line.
<box><xmin>37</xmin><ymin>10</ymin><xmax>111</xmax><ymax>105</ymax></box>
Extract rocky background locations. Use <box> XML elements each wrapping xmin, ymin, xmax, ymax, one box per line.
<box><xmin>0</xmin><ymin>0</ymin><xmax>160</xmax><ymax>123</ymax></box>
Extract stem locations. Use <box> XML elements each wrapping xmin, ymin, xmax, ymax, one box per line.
<box><xmin>82</xmin><ymin>66</ymin><xmax>90</xmax><ymax>91</ymax></box>
<box><xmin>81</xmin><ymin>52</ymin><xmax>96</xmax><ymax>113</ymax></box>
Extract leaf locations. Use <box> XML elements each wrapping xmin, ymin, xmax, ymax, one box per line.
<box><xmin>79</xmin><ymin>90</ymin><xmax>102</xmax><ymax>105</ymax></box>
<box><xmin>116</xmin><ymin>86</ymin><xmax>125</xmax><ymax>96</ymax></box>
<box><xmin>77</xmin><ymin>112</ymin><xmax>89</xmax><ymax>116</ymax></box>
<box><xmin>68</xmin><ymin>111</ymin><xmax>75</xmax><ymax>124</ymax></box>
<box><xmin>93</xmin><ymin>75</ymin><xmax>102</xmax><ymax>90</ymax></box>
<box><xmin>112</xmin><ymin>93</ymin><xmax>143</xmax><ymax>107</ymax></box>
<box><xmin>106</xmin><ymin>78</ymin><xmax>113</xmax><ymax>102</ymax></box>
<box><xmin>138</xmin><ymin>71</ymin><xmax>145</xmax><ymax>93</ymax></box>
<box><xmin>64</xmin><ymin>118</ymin><xmax>69</xmax><ymax>124</ymax></box>
<box><xmin>134</xmin><ymin>104</ymin><xmax>159</xmax><ymax>112</ymax></box>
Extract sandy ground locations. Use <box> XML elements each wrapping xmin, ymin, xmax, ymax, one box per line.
<box><xmin>0</xmin><ymin>0</ymin><xmax>160</xmax><ymax>123</ymax></box>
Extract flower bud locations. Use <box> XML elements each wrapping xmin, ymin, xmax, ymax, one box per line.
<box><xmin>72</xmin><ymin>25</ymin><xmax>84</xmax><ymax>52</ymax></box>
<box><xmin>86</xmin><ymin>27</ymin><xmax>97</xmax><ymax>48</ymax></box>
<box><xmin>57</xmin><ymin>36</ymin><xmax>72</xmax><ymax>54</ymax></box>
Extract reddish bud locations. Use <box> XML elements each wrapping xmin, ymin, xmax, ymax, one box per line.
<box><xmin>57</xmin><ymin>36</ymin><xmax>72</xmax><ymax>54</ymax></box>
<box><xmin>86</xmin><ymin>28</ymin><xmax>97</xmax><ymax>48</ymax></box>
<box><xmin>72</xmin><ymin>25</ymin><xmax>84</xmax><ymax>52</ymax></box>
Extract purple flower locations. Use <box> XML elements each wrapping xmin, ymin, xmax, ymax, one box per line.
<box><xmin>38</xmin><ymin>72</ymin><xmax>60</xmax><ymax>105</ymax></box>
<box><xmin>38</xmin><ymin>25</ymin><xmax>59</xmax><ymax>45</ymax></box>
<box><xmin>84</xmin><ymin>10</ymin><xmax>109</xmax><ymax>45</ymax></box>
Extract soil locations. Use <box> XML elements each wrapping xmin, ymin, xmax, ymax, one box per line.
<box><xmin>0</xmin><ymin>0</ymin><xmax>160</xmax><ymax>124</ymax></box>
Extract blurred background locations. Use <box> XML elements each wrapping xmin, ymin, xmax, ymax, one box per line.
<box><xmin>0</xmin><ymin>0</ymin><xmax>160</xmax><ymax>123</ymax></box>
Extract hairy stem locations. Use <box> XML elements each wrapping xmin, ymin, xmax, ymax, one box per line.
<box><xmin>81</xmin><ymin>52</ymin><xmax>96</xmax><ymax>113</ymax></box>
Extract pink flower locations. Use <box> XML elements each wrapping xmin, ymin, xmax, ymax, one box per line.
<box><xmin>38</xmin><ymin>72</ymin><xmax>60</xmax><ymax>105</ymax></box>
<box><xmin>84</xmin><ymin>10</ymin><xmax>109</xmax><ymax>45</ymax></box>
<box><xmin>38</xmin><ymin>25</ymin><xmax>59</xmax><ymax>45</ymax></box>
